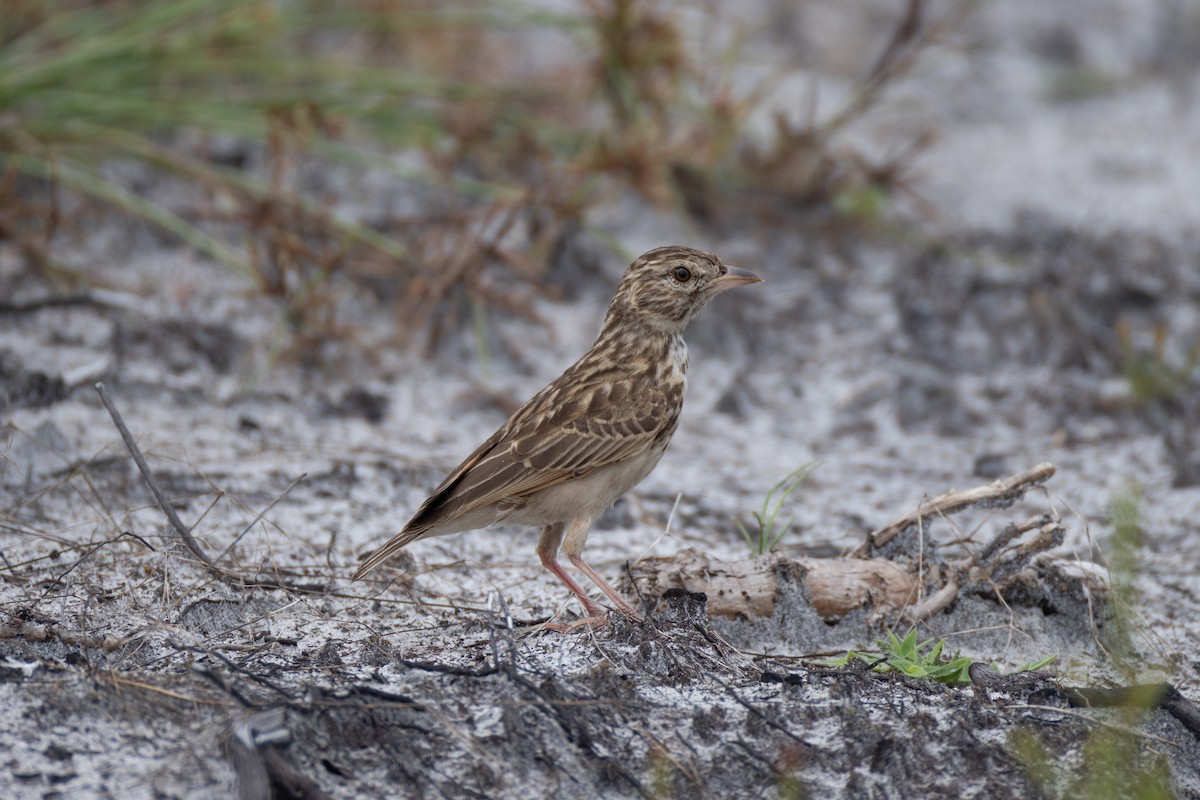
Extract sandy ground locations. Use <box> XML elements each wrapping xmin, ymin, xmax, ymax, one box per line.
<box><xmin>2</xmin><ymin>1</ymin><xmax>1200</xmax><ymax>797</ymax></box>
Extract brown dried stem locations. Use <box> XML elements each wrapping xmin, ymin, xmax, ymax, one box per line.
<box><xmin>94</xmin><ymin>382</ymin><xmax>316</xmax><ymax>594</ymax></box>
<box><xmin>852</xmin><ymin>462</ymin><xmax>1057</xmax><ymax>557</ymax></box>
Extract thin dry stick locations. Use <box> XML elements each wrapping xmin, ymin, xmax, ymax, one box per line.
<box><xmin>632</xmin><ymin>491</ymin><xmax>683</xmax><ymax>565</ymax></box>
<box><xmin>901</xmin><ymin>580</ymin><xmax>959</xmax><ymax>624</ymax></box>
<box><xmin>216</xmin><ymin>471</ymin><xmax>308</xmax><ymax>561</ymax></box>
<box><xmin>853</xmin><ymin>463</ymin><xmax>1057</xmax><ymax>557</ymax></box>
<box><xmin>0</xmin><ymin>289</ymin><xmax>141</xmax><ymax>315</ymax></box>
<box><xmin>976</xmin><ymin>514</ymin><xmax>1051</xmax><ymax>564</ymax></box>
<box><xmin>39</xmin><ymin>531</ymin><xmax>154</xmax><ymax>596</ymax></box>
<box><xmin>95</xmin><ymin>382</ymin><xmax>216</xmax><ymax>570</ymax></box>
<box><xmin>94</xmin><ymin>383</ymin><xmax>310</xmax><ymax>594</ymax></box>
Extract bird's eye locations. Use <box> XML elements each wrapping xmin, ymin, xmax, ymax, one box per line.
<box><xmin>672</xmin><ymin>266</ymin><xmax>692</xmax><ymax>283</ymax></box>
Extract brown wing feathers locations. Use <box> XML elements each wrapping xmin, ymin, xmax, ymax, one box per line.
<box><xmin>352</xmin><ymin>374</ymin><xmax>671</xmax><ymax>579</ymax></box>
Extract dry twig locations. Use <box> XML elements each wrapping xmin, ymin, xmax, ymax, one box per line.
<box><xmin>94</xmin><ymin>382</ymin><xmax>318</xmax><ymax>594</ymax></box>
<box><xmin>853</xmin><ymin>463</ymin><xmax>1056</xmax><ymax>557</ymax></box>
<box><xmin>628</xmin><ymin>464</ymin><xmax>1074</xmax><ymax>624</ymax></box>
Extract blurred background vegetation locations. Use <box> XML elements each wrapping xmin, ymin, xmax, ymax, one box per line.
<box><xmin>0</xmin><ymin>0</ymin><xmax>943</xmax><ymax>355</ymax></box>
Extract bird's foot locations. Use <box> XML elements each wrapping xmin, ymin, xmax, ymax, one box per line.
<box><xmin>539</xmin><ymin>604</ymin><xmax>644</xmax><ymax>633</ymax></box>
<box><xmin>540</xmin><ymin>613</ymin><xmax>611</xmax><ymax>633</ymax></box>
<box><xmin>587</xmin><ymin>596</ymin><xmax>646</xmax><ymax>625</ymax></box>
<box><xmin>610</xmin><ymin>599</ymin><xmax>645</xmax><ymax>624</ymax></box>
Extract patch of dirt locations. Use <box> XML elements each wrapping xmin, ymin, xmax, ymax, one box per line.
<box><xmin>4</xmin><ymin>592</ymin><xmax>1197</xmax><ymax>799</ymax></box>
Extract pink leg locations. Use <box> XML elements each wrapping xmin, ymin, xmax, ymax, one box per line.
<box><xmin>539</xmin><ymin>548</ymin><xmax>607</xmax><ymax>618</ymax></box>
<box><xmin>537</xmin><ymin>524</ymin><xmax>605</xmax><ymax>618</ymax></box>
<box><xmin>568</xmin><ymin>553</ymin><xmax>643</xmax><ymax>621</ymax></box>
<box><xmin>562</xmin><ymin>517</ymin><xmax>643</xmax><ymax>622</ymax></box>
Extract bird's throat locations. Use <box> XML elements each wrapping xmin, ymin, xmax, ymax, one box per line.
<box><xmin>587</xmin><ymin>325</ymin><xmax>689</xmax><ymax>386</ymax></box>
<box><xmin>664</xmin><ymin>333</ymin><xmax>688</xmax><ymax>383</ymax></box>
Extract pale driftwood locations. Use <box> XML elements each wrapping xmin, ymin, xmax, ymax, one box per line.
<box><xmin>851</xmin><ymin>462</ymin><xmax>1056</xmax><ymax>557</ymax></box>
<box><xmin>899</xmin><ymin>580</ymin><xmax>959</xmax><ymax>624</ymax></box>
<box><xmin>628</xmin><ymin>464</ymin><xmax>1075</xmax><ymax>624</ymax></box>
<box><xmin>626</xmin><ymin>550</ymin><xmax>919</xmax><ymax>621</ymax></box>
<box><xmin>802</xmin><ymin>558</ymin><xmax>921</xmax><ymax>619</ymax></box>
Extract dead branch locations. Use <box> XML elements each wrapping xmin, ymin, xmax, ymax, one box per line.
<box><xmin>975</xmin><ymin>514</ymin><xmax>1047</xmax><ymax>563</ymax></box>
<box><xmin>961</xmin><ymin>515</ymin><xmax>1067</xmax><ymax>591</ymax></box>
<box><xmin>625</xmin><ymin>550</ymin><xmax>919</xmax><ymax>621</ymax></box>
<box><xmin>96</xmin><ymin>382</ymin><xmax>217</xmax><ymax>568</ymax></box>
<box><xmin>852</xmin><ymin>462</ymin><xmax>1056</xmax><ymax>557</ymax></box>
<box><xmin>627</xmin><ymin>465</ymin><xmax>1081</xmax><ymax>624</ymax></box>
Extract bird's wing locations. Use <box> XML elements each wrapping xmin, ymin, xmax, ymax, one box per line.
<box><xmin>415</xmin><ymin>375</ymin><xmax>678</xmax><ymax>527</ymax></box>
<box><xmin>353</xmin><ymin>374</ymin><xmax>679</xmax><ymax>579</ymax></box>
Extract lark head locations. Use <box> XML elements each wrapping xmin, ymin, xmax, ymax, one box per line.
<box><xmin>603</xmin><ymin>246</ymin><xmax>761</xmax><ymax>335</ymax></box>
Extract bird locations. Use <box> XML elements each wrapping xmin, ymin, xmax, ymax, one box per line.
<box><xmin>353</xmin><ymin>245</ymin><xmax>762</xmax><ymax>628</ymax></box>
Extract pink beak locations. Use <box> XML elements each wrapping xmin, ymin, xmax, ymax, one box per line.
<box><xmin>710</xmin><ymin>265</ymin><xmax>762</xmax><ymax>294</ymax></box>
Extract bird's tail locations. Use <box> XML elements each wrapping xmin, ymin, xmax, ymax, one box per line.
<box><xmin>351</xmin><ymin>528</ymin><xmax>425</xmax><ymax>580</ymax></box>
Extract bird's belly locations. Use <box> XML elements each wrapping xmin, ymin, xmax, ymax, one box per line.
<box><xmin>504</xmin><ymin>445</ymin><xmax>666</xmax><ymax>526</ymax></box>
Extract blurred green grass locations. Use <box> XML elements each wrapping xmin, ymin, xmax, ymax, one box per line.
<box><xmin>0</xmin><ymin>0</ymin><xmax>558</xmax><ymax>272</ymax></box>
<box><xmin>1</xmin><ymin>0</ymin><xmax>945</xmax><ymax>356</ymax></box>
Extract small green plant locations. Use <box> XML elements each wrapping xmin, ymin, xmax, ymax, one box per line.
<box><xmin>736</xmin><ymin>462</ymin><xmax>818</xmax><ymax>556</ymax></box>
<box><xmin>875</xmin><ymin>630</ymin><xmax>974</xmax><ymax>683</ymax></box>
<box><xmin>1117</xmin><ymin>319</ymin><xmax>1200</xmax><ymax>404</ymax></box>
<box><xmin>823</xmin><ymin>629</ymin><xmax>1056</xmax><ymax>686</ymax></box>
<box><xmin>841</xmin><ymin>629</ymin><xmax>974</xmax><ymax>684</ymax></box>
<box><xmin>1007</xmin><ymin>486</ymin><xmax>1171</xmax><ymax>799</ymax></box>
<box><xmin>1105</xmin><ymin>485</ymin><xmax>1149</xmax><ymax>677</ymax></box>
<box><xmin>1011</xmin><ymin>693</ymin><xmax>1173</xmax><ymax>800</ymax></box>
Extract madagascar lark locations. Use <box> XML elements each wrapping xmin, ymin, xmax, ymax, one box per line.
<box><xmin>354</xmin><ymin>246</ymin><xmax>761</xmax><ymax>627</ymax></box>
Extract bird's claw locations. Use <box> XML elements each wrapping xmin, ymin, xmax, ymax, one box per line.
<box><xmin>540</xmin><ymin>604</ymin><xmax>644</xmax><ymax>633</ymax></box>
<box><xmin>540</xmin><ymin>614</ymin><xmax>611</xmax><ymax>633</ymax></box>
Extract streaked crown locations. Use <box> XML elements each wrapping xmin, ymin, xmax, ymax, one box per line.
<box><xmin>602</xmin><ymin>246</ymin><xmax>760</xmax><ymax>336</ymax></box>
